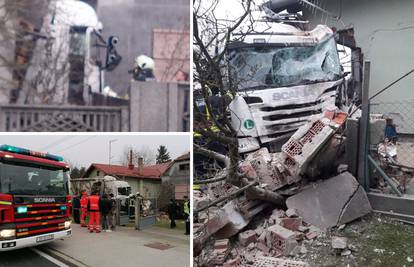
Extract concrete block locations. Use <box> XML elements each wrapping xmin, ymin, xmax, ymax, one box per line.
<box><xmin>338</xmin><ymin>186</ymin><xmax>372</xmax><ymax>225</ymax></box>
<box><xmin>286</xmin><ymin>172</ymin><xmax>370</xmax><ymax>230</ymax></box>
<box><xmin>285</xmin><ymin>208</ymin><xmax>298</xmax><ymax>218</ymax></box>
<box><xmin>214</xmin><ymin>201</ymin><xmax>250</xmax><ymax>239</ymax></box>
<box><xmin>239</xmin><ymin>230</ymin><xmax>257</xmax><ymax>246</ymax></box>
<box><xmin>245</xmin><ymin>147</ymin><xmax>271</xmax><ymax>163</ymax></box>
<box><xmin>331</xmin><ymin>236</ymin><xmax>348</xmax><ymax>249</ymax></box>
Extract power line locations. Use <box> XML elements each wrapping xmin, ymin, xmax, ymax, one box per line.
<box><xmin>40</xmin><ymin>136</ymin><xmax>76</xmax><ymax>151</ymax></box>
<box><xmin>54</xmin><ymin>136</ymin><xmax>97</xmax><ymax>154</ymax></box>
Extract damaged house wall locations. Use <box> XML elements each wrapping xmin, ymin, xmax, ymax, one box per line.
<box><xmin>304</xmin><ymin>0</ymin><xmax>414</xmax><ymax>133</ymax></box>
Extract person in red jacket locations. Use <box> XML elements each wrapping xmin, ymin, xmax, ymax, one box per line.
<box><xmin>88</xmin><ymin>191</ymin><xmax>101</xmax><ymax>233</ymax></box>
<box><xmin>80</xmin><ymin>190</ymin><xmax>89</xmax><ymax>227</ymax></box>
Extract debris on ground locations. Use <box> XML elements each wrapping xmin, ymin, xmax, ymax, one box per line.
<box><xmin>193</xmin><ymin>110</ymin><xmax>379</xmax><ymax>266</ymax></box>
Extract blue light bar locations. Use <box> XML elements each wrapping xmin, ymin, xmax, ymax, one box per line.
<box><xmin>60</xmin><ymin>206</ymin><xmax>67</xmax><ymax>211</ymax></box>
<box><xmin>0</xmin><ymin>144</ymin><xmax>64</xmax><ymax>162</ymax></box>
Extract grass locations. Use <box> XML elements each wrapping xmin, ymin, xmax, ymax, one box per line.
<box><xmin>307</xmin><ymin>214</ymin><xmax>414</xmax><ymax>267</ymax></box>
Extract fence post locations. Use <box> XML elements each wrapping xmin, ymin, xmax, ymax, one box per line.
<box><xmin>168</xmin><ymin>83</ymin><xmax>179</xmax><ymax>132</ymax></box>
<box><xmin>0</xmin><ymin>106</ymin><xmax>4</xmax><ymax>131</ymax></box>
<box><xmin>358</xmin><ymin>61</ymin><xmax>371</xmax><ymax>190</ymax></box>
<box><xmin>135</xmin><ymin>197</ymin><xmax>141</xmax><ymax>230</ymax></box>
<box><xmin>121</xmin><ymin>105</ymin><xmax>130</xmax><ymax>132</ymax></box>
<box><xmin>116</xmin><ymin>199</ymin><xmax>121</xmax><ymax>226</ymax></box>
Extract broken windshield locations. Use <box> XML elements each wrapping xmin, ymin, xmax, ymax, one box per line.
<box><xmin>228</xmin><ymin>37</ymin><xmax>342</xmax><ymax>90</ymax></box>
<box><xmin>0</xmin><ymin>162</ymin><xmax>69</xmax><ymax>196</ymax></box>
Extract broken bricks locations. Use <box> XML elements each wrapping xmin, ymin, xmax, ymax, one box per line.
<box><xmin>209</xmin><ymin>239</ymin><xmax>231</xmax><ymax>266</ymax></box>
<box><xmin>280</xmin><ymin>217</ymin><xmax>303</xmax><ymax>232</ymax></box>
<box><xmin>239</xmin><ymin>230</ymin><xmax>257</xmax><ymax>246</ymax></box>
<box><xmin>252</xmin><ymin>256</ymin><xmax>309</xmax><ymax>267</ymax></box>
<box><xmin>267</xmin><ymin>224</ymin><xmax>298</xmax><ymax>256</ymax></box>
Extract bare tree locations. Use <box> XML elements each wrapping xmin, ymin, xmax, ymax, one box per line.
<box><xmin>193</xmin><ymin>0</ymin><xmax>284</xmax><ymax>206</ymax></box>
<box><xmin>118</xmin><ymin>145</ymin><xmax>156</xmax><ymax>166</ymax></box>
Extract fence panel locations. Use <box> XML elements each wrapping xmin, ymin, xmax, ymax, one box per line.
<box><xmin>0</xmin><ymin>104</ymin><xmax>129</xmax><ymax>132</ymax></box>
<box><xmin>368</xmin><ymin>99</ymin><xmax>414</xmax><ymax>195</ymax></box>
<box><xmin>129</xmin><ymin>81</ymin><xmax>190</xmax><ymax>132</ymax></box>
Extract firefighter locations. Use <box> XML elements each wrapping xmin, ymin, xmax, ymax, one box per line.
<box><xmin>128</xmin><ymin>55</ymin><xmax>156</xmax><ymax>81</ymax></box>
<box><xmin>80</xmin><ymin>190</ymin><xmax>89</xmax><ymax>227</ymax></box>
<box><xmin>183</xmin><ymin>195</ymin><xmax>190</xmax><ymax>235</ymax></box>
<box><xmin>88</xmin><ymin>191</ymin><xmax>101</xmax><ymax>233</ymax></box>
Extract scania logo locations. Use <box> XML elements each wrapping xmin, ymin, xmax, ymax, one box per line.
<box><xmin>273</xmin><ymin>89</ymin><xmax>318</xmax><ymax>101</ymax></box>
<box><xmin>34</xmin><ymin>197</ymin><xmax>56</xmax><ymax>203</ymax></box>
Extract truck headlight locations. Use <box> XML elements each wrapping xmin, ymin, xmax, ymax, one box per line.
<box><xmin>0</xmin><ymin>229</ymin><xmax>15</xmax><ymax>239</ymax></box>
<box><xmin>64</xmin><ymin>220</ymin><xmax>72</xmax><ymax>229</ymax></box>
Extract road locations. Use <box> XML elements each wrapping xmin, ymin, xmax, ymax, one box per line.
<box><xmin>0</xmin><ymin>248</ymin><xmax>68</xmax><ymax>267</ymax></box>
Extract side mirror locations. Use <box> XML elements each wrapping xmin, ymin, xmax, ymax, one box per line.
<box><xmin>105</xmin><ymin>35</ymin><xmax>122</xmax><ymax>71</ymax></box>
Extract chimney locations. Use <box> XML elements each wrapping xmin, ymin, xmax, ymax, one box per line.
<box><xmin>128</xmin><ymin>150</ymin><xmax>134</xmax><ymax>170</ymax></box>
<box><xmin>138</xmin><ymin>157</ymin><xmax>144</xmax><ymax>170</ymax></box>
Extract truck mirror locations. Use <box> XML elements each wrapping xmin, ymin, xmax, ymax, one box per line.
<box><xmin>105</xmin><ymin>36</ymin><xmax>122</xmax><ymax>71</ymax></box>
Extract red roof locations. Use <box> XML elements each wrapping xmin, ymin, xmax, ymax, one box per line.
<box><xmin>83</xmin><ymin>162</ymin><xmax>171</xmax><ymax>180</ymax></box>
<box><xmin>174</xmin><ymin>152</ymin><xmax>190</xmax><ymax>162</ymax></box>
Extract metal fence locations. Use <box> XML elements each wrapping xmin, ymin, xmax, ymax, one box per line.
<box><xmin>368</xmin><ymin>99</ymin><xmax>414</xmax><ymax>195</ymax></box>
<box><xmin>135</xmin><ymin>197</ymin><xmax>158</xmax><ymax>230</ymax></box>
<box><xmin>0</xmin><ymin>104</ymin><xmax>129</xmax><ymax>132</ymax></box>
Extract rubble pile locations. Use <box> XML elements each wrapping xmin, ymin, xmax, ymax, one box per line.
<box><xmin>194</xmin><ymin>110</ymin><xmax>374</xmax><ymax>266</ymax></box>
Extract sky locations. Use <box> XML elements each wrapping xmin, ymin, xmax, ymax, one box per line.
<box><xmin>0</xmin><ymin>134</ymin><xmax>190</xmax><ymax>168</ymax></box>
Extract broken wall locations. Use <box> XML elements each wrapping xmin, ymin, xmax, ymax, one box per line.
<box><xmin>304</xmin><ymin>0</ymin><xmax>414</xmax><ymax>133</ymax></box>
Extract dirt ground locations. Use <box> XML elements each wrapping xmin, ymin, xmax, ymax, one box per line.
<box><xmin>300</xmin><ymin>213</ymin><xmax>414</xmax><ymax>267</ymax></box>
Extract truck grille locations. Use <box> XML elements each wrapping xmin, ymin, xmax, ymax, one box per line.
<box><xmin>14</xmin><ymin>204</ymin><xmax>67</xmax><ymax>238</ymax></box>
<box><xmin>250</xmin><ymin>90</ymin><xmax>336</xmax><ymax>144</ymax></box>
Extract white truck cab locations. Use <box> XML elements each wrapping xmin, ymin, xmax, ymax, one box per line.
<box><xmin>227</xmin><ymin>9</ymin><xmax>346</xmax><ymax>153</ymax></box>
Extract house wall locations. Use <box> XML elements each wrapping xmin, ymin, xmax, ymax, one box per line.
<box><xmin>84</xmin><ymin>167</ymin><xmax>161</xmax><ymax>198</ymax></box>
<box><xmin>87</xmin><ymin>169</ymin><xmax>105</xmax><ymax>178</ymax></box>
<box><xmin>304</xmin><ymin>0</ymin><xmax>414</xmax><ymax>133</ymax></box>
<box><xmin>125</xmin><ymin>178</ymin><xmax>161</xmax><ymax>199</ymax></box>
<box><xmin>161</xmin><ymin>159</ymin><xmax>190</xmax><ymax>200</ymax></box>
<box><xmin>162</xmin><ymin>159</ymin><xmax>190</xmax><ymax>185</ymax></box>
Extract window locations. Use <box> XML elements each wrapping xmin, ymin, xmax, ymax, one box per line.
<box><xmin>179</xmin><ymin>163</ymin><xmax>190</xmax><ymax>171</ymax></box>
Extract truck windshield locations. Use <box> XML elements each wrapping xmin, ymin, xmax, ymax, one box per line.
<box><xmin>228</xmin><ymin>37</ymin><xmax>342</xmax><ymax>90</ymax></box>
<box><xmin>0</xmin><ymin>162</ymin><xmax>69</xmax><ymax>196</ymax></box>
<box><xmin>118</xmin><ymin>187</ymin><xmax>131</xmax><ymax>197</ymax></box>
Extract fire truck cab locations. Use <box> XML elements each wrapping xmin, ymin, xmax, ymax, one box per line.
<box><xmin>0</xmin><ymin>145</ymin><xmax>72</xmax><ymax>251</ymax></box>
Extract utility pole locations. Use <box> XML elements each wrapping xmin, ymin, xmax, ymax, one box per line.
<box><xmin>109</xmin><ymin>139</ymin><xmax>117</xmax><ymax>165</ymax></box>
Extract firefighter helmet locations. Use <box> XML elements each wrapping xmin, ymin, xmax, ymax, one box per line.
<box><xmin>135</xmin><ymin>55</ymin><xmax>154</xmax><ymax>71</ymax></box>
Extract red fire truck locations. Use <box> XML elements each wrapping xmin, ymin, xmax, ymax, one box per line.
<box><xmin>0</xmin><ymin>145</ymin><xmax>72</xmax><ymax>251</ymax></box>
